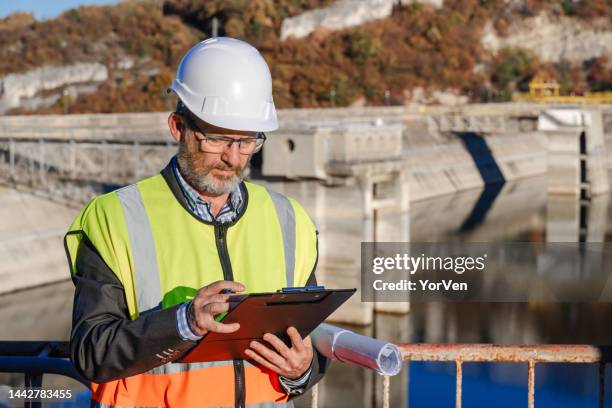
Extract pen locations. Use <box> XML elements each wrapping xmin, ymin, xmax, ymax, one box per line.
<box><xmin>214</xmin><ymin>312</ymin><xmax>228</xmax><ymax>322</ymax></box>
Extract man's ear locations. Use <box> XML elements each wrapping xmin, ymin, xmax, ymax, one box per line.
<box><xmin>168</xmin><ymin>112</ymin><xmax>185</xmax><ymax>143</ymax></box>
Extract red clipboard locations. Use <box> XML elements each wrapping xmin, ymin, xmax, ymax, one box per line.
<box><xmin>180</xmin><ymin>287</ymin><xmax>355</xmax><ymax>362</ymax></box>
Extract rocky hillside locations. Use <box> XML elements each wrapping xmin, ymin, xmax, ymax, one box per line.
<box><xmin>0</xmin><ymin>0</ymin><xmax>610</xmax><ymax>114</ymax></box>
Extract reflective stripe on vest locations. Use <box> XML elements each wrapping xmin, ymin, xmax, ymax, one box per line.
<box><xmin>116</xmin><ymin>185</ymin><xmax>162</xmax><ymax>313</ymax></box>
<box><xmin>266</xmin><ymin>189</ymin><xmax>295</xmax><ymax>287</ymax></box>
<box><xmin>145</xmin><ymin>360</ymin><xmax>233</xmax><ymax>375</ymax></box>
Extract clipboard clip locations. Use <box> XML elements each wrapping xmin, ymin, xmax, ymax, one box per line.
<box><xmin>279</xmin><ymin>285</ymin><xmax>325</xmax><ymax>293</ymax></box>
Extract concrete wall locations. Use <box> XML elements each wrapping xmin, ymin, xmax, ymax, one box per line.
<box><xmin>0</xmin><ymin>187</ymin><xmax>75</xmax><ymax>295</ymax></box>
<box><xmin>406</xmin><ymin>132</ymin><xmax>548</xmax><ymax>202</ymax></box>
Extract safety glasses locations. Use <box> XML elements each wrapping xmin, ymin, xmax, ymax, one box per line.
<box><xmin>184</xmin><ymin>114</ymin><xmax>266</xmax><ymax>155</ymax></box>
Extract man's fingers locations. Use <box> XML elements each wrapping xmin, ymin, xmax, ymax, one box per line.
<box><xmin>203</xmin><ymin>280</ymin><xmax>245</xmax><ymax>295</ymax></box>
<box><xmin>249</xmin><ymin>340</ymin><xmax>286</xmax><ymax>368</ymax></box>
<box><xmin>244</xmin><ymin>349</ymin><xmax>282</xmax><ymax>374</ymax></box>
<box><xmin>263</xmin><ymin>333</ymin><xmax>291</xmax><ymax>359</ymax></box>
<box><xmin>286</xmin><ymin>327</ymin><xmax>304</xmax><ymax>352</ymax></box>
<box><xmin>202</xmin><ymin>301</ymin><xmax>230</xmax><ymax>315</ymax></box>
<box><xmin>207</xmin><ymin>293</ymin><xmax>230</xmax><ymax>304</ymax></box>
<box><xmin>207</xmin><ymin>320</ymin><xmax>240</xmax><ymax>333</ymax></box>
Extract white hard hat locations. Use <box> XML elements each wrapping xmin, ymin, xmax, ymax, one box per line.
<box><xmin>168</xmin><ymin>37</ymin><xmax>278</xmax><ymax>132</ymax></box>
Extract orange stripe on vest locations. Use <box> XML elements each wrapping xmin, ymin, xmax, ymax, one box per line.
<box><xmin>91</xmin><ymin>363</ymin><xmax>289</xmax><ymax>407</ymax></box>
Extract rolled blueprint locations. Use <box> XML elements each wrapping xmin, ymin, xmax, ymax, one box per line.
<box><xmin>311</xmin><ymin>323</ymin><xmax>402</xmax><ymax>376</ymax></box>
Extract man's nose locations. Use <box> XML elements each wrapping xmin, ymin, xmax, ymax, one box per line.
<box><xmin>221</xmin><ymin>140</ymin><xmax>241</xmax><ymax>164</ymax></box>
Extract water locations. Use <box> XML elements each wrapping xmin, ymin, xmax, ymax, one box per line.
<box><xmin>276</xmin><ymin>173</ymin><xmax>612</xmax><ymax>407</ymax></box>
<box><xmin>410</xmin><ymin>362</ymin><xmax>612</xmax><ymax>407</ymax></box>
<box><xmin>2</xmin><ymin>172</ymin><xmax>612</xmax><ymax>407</ymax></box>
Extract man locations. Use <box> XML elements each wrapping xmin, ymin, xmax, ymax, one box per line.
<box><xmin>65</xmin><ymin>37</ymin><xmax>327</xmax><ymax>408</ymax></box>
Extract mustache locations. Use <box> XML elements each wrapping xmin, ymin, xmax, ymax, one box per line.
<box><xmin>212</xmin><ymin>163</ymin><xmax>240</xmax><ymax>171</ymax></box>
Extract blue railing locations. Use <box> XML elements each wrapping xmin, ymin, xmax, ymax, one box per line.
<box><xmin>0</xmin><ymin>341</ymin><xmax>89</xmax><ymax>408</ymax></box>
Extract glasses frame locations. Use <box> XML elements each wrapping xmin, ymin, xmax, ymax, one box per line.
<box><xmin>183</xmin><ymin>114</ymin><xmax>266</xmax><ymax>155</ymax></box>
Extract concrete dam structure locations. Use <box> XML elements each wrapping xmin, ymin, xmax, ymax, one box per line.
<box><xmin>1</xmin><ymin>103</ymin><xmax>611</xmax><ymax>312</ymax></box>
<box><xmin>3</xmin><ymin>103</ymin><xmax>612</xmax><ymax>408</ymax></box>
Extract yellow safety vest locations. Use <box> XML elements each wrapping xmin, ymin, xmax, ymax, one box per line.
<box><xmin>65</xmin><ymin>173</ymin><xmax>318</xmax><ymax>407</ymax></box>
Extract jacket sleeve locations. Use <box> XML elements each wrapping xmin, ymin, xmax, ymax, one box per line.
<box><xmin>70</xmin><ymin>237</ymin><xmax>197</xmax><ymax>383</ymax></box>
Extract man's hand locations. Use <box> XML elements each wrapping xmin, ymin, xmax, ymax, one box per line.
<box><xmin>188</xmin><ymin>280</ymin><xmax>245</xmax><ymax>336</ymax></box>
<box><xmin>244</xmin><ymin>327</ymin><xmax>314</xmax><ymax>380</ymax></box>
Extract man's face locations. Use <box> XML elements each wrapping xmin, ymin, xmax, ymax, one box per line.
<box><xmin>177</xmin><ymin>115</ymin><xmax>253</xmax><ymax>196</ymax></box>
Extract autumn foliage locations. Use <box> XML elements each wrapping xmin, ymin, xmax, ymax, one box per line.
<box><xmin>1</xmin><ymin>0</ymin><xmax>610</xmax><ymax>115</ymax></box>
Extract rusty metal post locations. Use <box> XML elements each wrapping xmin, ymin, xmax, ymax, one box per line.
<box><xmin>383</xmin><ymin>375</ymin><xmax>390</xmax><ymax>408</ymax></box>
<box><xmin>599</xmin><ymin>362</ymin><xmax>606</xmax><ymax>408</ymax></box>
<box><xmin>456</xmin><ymin>360</ymin><xmax>463</xmax><ymax>408</ymax></box>
<box><xmin>528</xmin><ymin>360</ymin><xmax>535</xmax><ymax>408</ymax></box>
<box><xmin>310</xmin><ymin>383</ymin><xmax>318</xmax><ymax>408</ymax></box>
<box><xmin>406</xmin><ymin>360</ymin><xmax>411</xmax><ymax>408</ymax></box>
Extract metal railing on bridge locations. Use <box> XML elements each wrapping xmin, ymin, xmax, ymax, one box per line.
<box><xmin>0</xmin><ymin>136</ymin><xmax>175</xmax><ymax>206</ymax></box>
<box><xmin>310</xmin><ymin>343</ymin><xmax>612</xmax><ymax>408</ymax></box>
<box><xmin>1</xmin><ymin>341</ymin><xmax>610</xmax><ymax>407</ymax></box>
<box><xmin>0</xmin><ymin>341</ymin><xmax>88</xmax><ymax>408</ymax></box>
<box><xmin>394</xmin><ymin>343</ymin><xmax>611</xmax><ymax>408</ymax></box>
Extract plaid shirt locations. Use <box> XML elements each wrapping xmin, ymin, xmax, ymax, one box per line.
<box><xmin>171</xmin><ymin>156</ymin><xmax>243</xmax><ymax>224</ymax></box>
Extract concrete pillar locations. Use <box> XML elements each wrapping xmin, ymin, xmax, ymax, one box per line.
<box><xmin>546</xmin><ymin>192</ymin><xmax>609</xmax><ymax>243</ymax></box>
<box><xmin>542</xmin><ymin>110</ymin><xmax>610</xmax><ymax>243</ymax></box>
<box><xmin>357</xmin><ymin>170</ymin><xmax>375</xmax><ymax>242</ymax></box>
<box><xmin>313</xmin><ymin>182</ymin><xmax>327</xmax><ymax>265</ymax></box>
<box><xmin>586</xmin><ymin>193</ymin><xmax>609</xmax><ymax>242</ymax></box>
<box><xmin>546</xmin><ymin>195</ymin><xmax>580</xmax><ymax>242</ymax></box>
<box><xmin>538</xmin><ymin>109</ymin><xmax>609</xmax><ymax>197</ymax></box>
<box><xmin>397</xmin><ymin>168</ymin><xmax>410</xmax><ymax>214</ymax></box>
<box><xmin>326</xmin><ymin>178</ymin><xmax>374</xmax><ymax>326</ymax></box>
<box><xmin>583</xmin><ymin>110</ymin><xmax>609</xmax><ymax>196</ymax></box>
<box><xmin>373</xmin><ymin>208</ymin><xmax>410</xmax><ymax>315</ymax></box>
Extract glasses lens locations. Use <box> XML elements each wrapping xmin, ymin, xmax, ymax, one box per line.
<box><xmin>202</xmin><ymin>137</ymin><xmax>227</xmax><ymax>149</ymax></box>
<box><xmin>237</xmin><ymin>139</ymin><xmax>256</xmax><ymax>154</ymax></box>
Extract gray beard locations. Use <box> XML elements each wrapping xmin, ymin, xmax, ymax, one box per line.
<box><xmin>177</xmin><ymin>149</ymin><xmax>250</xmax><ymax>196</ymax></box>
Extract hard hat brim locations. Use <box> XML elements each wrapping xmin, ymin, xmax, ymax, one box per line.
<box><xmin>168</xmin><ymin>83</ymin><xmax>279</xmax><ymax>132</ymax></box>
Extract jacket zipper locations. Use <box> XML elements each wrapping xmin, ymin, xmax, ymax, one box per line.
<box><xmin>233</xmin><ymin>360</ymin><xmax>245</xmax><ymax>408</ymax></box>
<box><xmin>214</xmin><ymin>223</ymin><xmax>245</xmax><ymax>408</ymax></box>
<box><xmin>215</xmin><ymin>224</ymin><xmax>234</xmax><ymax>281</ymax></box>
